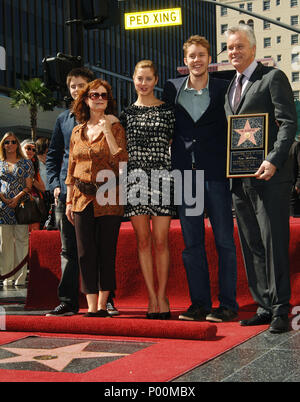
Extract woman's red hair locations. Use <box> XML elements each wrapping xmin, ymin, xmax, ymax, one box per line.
<box><xmin>72</xmin><ymin>79</ymin><xmax>116</xmax><ymax>123</ymax></box>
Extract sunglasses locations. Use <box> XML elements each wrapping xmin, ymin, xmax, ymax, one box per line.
<box><xmin>87</xmin><ymin>92</ymin><xmax>109</xmax><ymax>101</ymax></box>
<box><xmin>25</xmin><ymin>146</ymin><xmax>35</xmax><ymax>152</ymax></box>
<box><xmin>4</xmin><ymin>140</ymin><xmax>17</xmax><ymax>145</ymax></box>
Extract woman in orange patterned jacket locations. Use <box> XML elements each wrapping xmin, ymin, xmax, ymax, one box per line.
<box><xmin>65</xmin><ymin>79</ymin><xmax>128</xmax><ymax>317</ymax></box>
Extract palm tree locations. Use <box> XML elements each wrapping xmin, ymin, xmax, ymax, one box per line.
<box><xmin>10</xmin><ymin>78</ymin><xmax>59</xmax><ymax>141</ymax></box>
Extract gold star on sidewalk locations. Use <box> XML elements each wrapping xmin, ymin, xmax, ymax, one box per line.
<box><xmin>234</xmin><ymin>119</ymin><xmax>260</xmax><ymax>147</ymax></box>
<box><xmin>0</xmin><ymin>341</ymin><xmax>129</xmax><ymax>372</ymax></box>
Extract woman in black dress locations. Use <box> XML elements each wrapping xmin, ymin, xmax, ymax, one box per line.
<box><xmin>120</xmin><ymin>60</ymin><xmax>176</xmax><ymax>319</ymax></box>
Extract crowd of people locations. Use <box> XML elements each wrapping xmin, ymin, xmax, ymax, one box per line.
<box><xmin>0</xmin><ymin>24</ymin><xmax>299</xmax><ymax>333</ymax></box>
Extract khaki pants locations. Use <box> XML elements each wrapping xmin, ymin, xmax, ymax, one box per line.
<box><xmin>0</xmin><ymin>225</ymin><xmax>29</xmax><ymax>285</ymax></box>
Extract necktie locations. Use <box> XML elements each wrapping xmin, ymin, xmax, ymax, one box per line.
<box><xmin>233</xmin><ymin>74</ymin><xmax>244</xmax><ymax>113</ymax></box>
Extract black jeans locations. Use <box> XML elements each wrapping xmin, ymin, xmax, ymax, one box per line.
<box><xmin>55</xmin><ymin>199</ymin><xmax>80</xmax><ymax>312</ymax></box>
<box><xmin>74</xmin><ymin>202</ymin><xmax>122</xmax><ymax>294</ymax></box>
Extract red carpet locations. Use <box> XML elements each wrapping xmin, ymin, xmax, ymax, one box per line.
<box><xmin>4</xmin><ymin>314</ymin><xmax>217</xmax><ymax>340</ymax></box>
<box><xmin>0</xmin><ymin>319</ymin><xmax>268</xmax><ymax>382</ymax></box>
<box><xmin>26</xmin><ymin>218</ymin><xmax>300</xmax><ymax>311</ymax></box>
<box><xmin>1</xmin><ymin>219</ymin><xmax>298</xmax><ymax>382</ymax></box>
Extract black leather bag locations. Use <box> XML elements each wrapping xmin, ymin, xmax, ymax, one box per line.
<box><xmin>15</xmin><ymin>194</ymin><xmax>41</xmax><ymax>225</ymax></box>
<box><xmin>34</xmin><ymin>193</ymin><xmax>48</xmax><ymax>222</ymax></box>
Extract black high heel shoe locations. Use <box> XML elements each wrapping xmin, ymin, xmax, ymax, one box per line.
<box><xmin>158</xmin><ymin>311</ymin><xmax>171</xmax><ymax>320</ymax></box>
<box><xmin>146</xmin><ymin>312</ymin><xmax>159</xmax><ymax>319</ymax></box>
<box><xmin>158</xmin><ymin>297</ymin><xmax>171</xmax><ymax>319</ymax></box>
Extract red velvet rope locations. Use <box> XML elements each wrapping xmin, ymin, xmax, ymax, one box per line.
<box><xmin>0</xmin><ymin>255</ymin><xmax>29</xmax><ymax>280</ymax></box>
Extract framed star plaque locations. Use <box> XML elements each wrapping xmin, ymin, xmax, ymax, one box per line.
<box><xmin>226</xmin><ymin>113</ymin><xmax>269</xmax><ymax>178</ymax></box>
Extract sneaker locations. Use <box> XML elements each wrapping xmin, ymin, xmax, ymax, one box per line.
<box><xmin>45</xmin><ymin>303</ymin><xmax>77</xmax><ymax>317</ymax></box>
<box><xmin>106</xmin><ymin>301</ymin><xmax>120</xmax><ymax>316</ymax></box>
<box><xmin>206</xmin><ymin>306</ymin><xmax>238</xmax><ymax>322</ymax></box>
<box><xmin>178</xmin><ymin>304</ymin><xmax>210</xmax><ymax>321</ymax></box>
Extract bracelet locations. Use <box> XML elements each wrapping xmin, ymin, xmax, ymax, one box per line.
<box><xmin>66</xmin><ymin>201</ymin><xmax>72</xmax><ymax>205</ymax></box>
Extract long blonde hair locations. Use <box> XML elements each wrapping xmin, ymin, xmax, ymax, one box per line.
<box><xmin>0</xmin><ymin>132</ymin><xmax>25</xmax><ymax>161</ymax></box>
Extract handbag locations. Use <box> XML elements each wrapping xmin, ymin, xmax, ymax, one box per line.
<box><xmin>15</xmin><ymin>193</ymin><xmax>41</xmax><ymax>225</ymax></box>
<box><xmin>34</xmin><ymin>192</ymin><xmax>48</xmax><ymax>221</ymax></box>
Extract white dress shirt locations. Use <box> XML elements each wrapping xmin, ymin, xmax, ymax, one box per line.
<box><xmin>230</xmin><ymin>60</ymin><xmax>258</xmax><ymax>109</ymax></box>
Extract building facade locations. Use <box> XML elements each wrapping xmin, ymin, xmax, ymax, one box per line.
<box><xmin>216</xmin><ymin>0</ymin><xmax>300</xmax><ymax>99</ymax></box>
<box><xmin>0</xmin><ymin>0</ymin><xmax>217</xmax><ymax>138</ymax></box>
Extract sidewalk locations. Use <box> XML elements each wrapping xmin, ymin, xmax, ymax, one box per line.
<box><xmin>1</xmin><ymin>285</ymin><xmax>299</xmax><ymax>382</ymax></box>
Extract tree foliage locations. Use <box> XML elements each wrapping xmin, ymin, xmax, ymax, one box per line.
<box><xmin>10</xmin><ymin>78</ymin><xmax>59</xmax><ymax>141</ymax></box>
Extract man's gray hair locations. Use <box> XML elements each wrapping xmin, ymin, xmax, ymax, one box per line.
<box><xmin>225</xmin><ymin>24</ymin><xmax>256</xmax><ymax>48</ymax></box>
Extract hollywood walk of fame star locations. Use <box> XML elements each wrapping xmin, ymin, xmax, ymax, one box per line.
<box><xmin>234</xmin><ymin>119</ymin><xmax>260</xmax><ymax>147</ymax></box>
<box><xmin>0</xmin><ymin>341</ymin><xmax>129</xmax><ymax>372</ymax></box>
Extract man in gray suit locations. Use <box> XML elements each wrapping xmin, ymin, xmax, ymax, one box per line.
<box><xmin>224</xmin><ymin>25</ymin><xmax>297</xmax><ymax>333</ymax></box>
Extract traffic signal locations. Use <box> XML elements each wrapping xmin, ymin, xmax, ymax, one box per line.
<box><xmin>42</xmin><ymin>53</ymin><xmax>83</xmax><ymax>92</ymax></box>
<box><xmin>80</xmin><ymin>0</ymin><xmax>120</xmax><ymax>29</ymax></box>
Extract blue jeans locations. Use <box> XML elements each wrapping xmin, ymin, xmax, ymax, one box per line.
<box><xmin>178</xmin><ymin>177</ymin><xmax>238</xmax><ymax>312</ymax></box>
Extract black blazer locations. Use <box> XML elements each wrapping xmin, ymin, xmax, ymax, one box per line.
<box><xmin>224</xmin><ymin>62</ymin><xmax>297</xmax><ymax>184</ymax></box>
<box><xmin>163</xmin><ymin>75</ymin><xmax>230</xmax><ymax>181</ymax></box>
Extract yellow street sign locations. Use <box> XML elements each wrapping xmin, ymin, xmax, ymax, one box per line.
<box><xmin>125</xmin><ymin>8</ymin><xmax>182</xmax><ymax>30</ymax></box>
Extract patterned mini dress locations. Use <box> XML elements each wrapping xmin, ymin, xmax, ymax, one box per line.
<box><xmin>120</xmin><ymin>103</ymin><xmax>177</xmax><ymax>217</ymax></box>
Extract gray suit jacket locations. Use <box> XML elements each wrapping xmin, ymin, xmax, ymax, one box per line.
<box><xmin>224</xmin><ymin>62</ymin><xmax>297</xmax><ymax>184</ymax></box>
